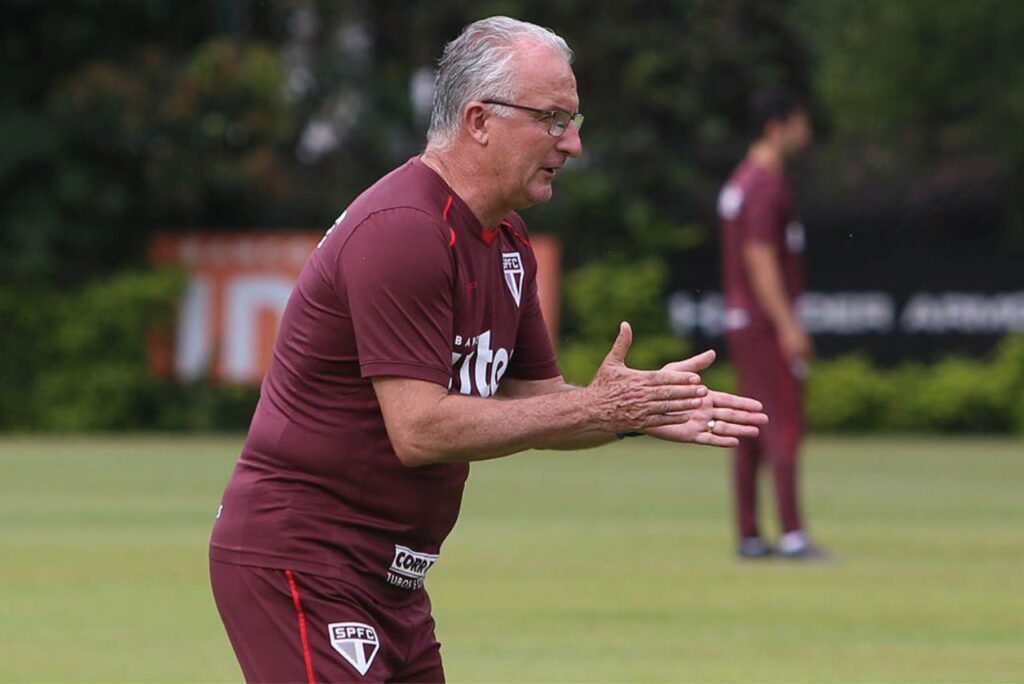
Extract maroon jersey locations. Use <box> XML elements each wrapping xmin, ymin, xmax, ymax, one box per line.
<box><xmin>717</xmin><ymin>158</ymin><xmax>805</xmax><ymax>331</ymax></box>
<box><xmin>210</xmin><ymin>157</ymin><xmax>559</xmax><ymax>604</ymax></box>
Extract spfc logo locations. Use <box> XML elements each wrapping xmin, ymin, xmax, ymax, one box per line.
<box><xmin>502</xmin><ymin>252</ymin><xmax>523</xmax><ymax>307</ymax></box>
<box><xmin>328</xmin><ymin>622</ymin><xmax>379</xmax><ymax>676</ymax></box>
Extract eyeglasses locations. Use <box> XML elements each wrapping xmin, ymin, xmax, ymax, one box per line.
<box><xmin>482</xmin><ymin>100</ymin><xmax>584</xmax><ymax>137</ymax></box>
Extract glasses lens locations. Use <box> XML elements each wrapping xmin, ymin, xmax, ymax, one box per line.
<box><xmin>548</xmin><ymin>112</ymin><xmax>583</xmax><ymax>137</ymax></box>
<box><xmin>549</xmin><ymin>112</ymin><xmax>569</xmax><ymax>136</ymax></box>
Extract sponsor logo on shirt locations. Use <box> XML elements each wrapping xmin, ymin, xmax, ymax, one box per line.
<box><xmin>385</xmin><ymin>544</ymin><xmax>439</xmax><ymax>591</ymax></box>
<box><xmin>328</xmin><ymin>622</ymin><xmax>379</xmax><ymax>676</ymax></box>
<box><xmin>449</xmin><ymin>330</ymin><xmax>511</xmax><ymax>397</ymax></box>
<box><xmin>503</xmin><ymin>252</ymin><xmax>524</xmax><ymax>306</ymax></box>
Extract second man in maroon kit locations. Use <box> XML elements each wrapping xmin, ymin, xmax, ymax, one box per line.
<box><xmin>211</xmin><ymin>16</ymin><xmax>769</xmax><ymax>683</ymax></box>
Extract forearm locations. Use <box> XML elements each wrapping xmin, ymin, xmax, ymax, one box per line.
<box><xmin>375</xmin><ymin>324</ymin><xmax>710</xmax><ymax>466</ymax></box>
<box><xmin>404</xmin><ymin>388</ymin><xmax>616</xmax><ymax>464</ymax></box>
<box><xmin>504</xmin><ymin>379</ymin><xmax>623</xmax><ymax>450</ymax></box>
<box><xmin>746</xmin><ymin>250</ymin><xmax>797</xmax><ymax>330</ymax></box>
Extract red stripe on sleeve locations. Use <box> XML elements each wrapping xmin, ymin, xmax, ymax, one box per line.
<box><xmin>285</xmin><ymin>570</ymin><xmax>317</xmax><ymax>684</ymax></box>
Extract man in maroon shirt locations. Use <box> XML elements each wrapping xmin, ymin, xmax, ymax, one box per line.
<box><xmin>211</xmin><ymin>16</ymin><xmax>768</xmax><ymax>682</ymax></box>
<box><xmin>718</xmin><ymin>90</ymin><xmax>826</xmax><ymax>560</ymax></box>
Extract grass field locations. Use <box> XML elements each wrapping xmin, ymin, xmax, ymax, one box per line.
<box><xmin>1</xmin><ymin>435</ymin><xmax>1022</xmax><ymax>683</ymax></box>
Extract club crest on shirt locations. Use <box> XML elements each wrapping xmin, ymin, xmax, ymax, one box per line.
<box><xmin>328</xmin><ymin>622</ymin><xmax>379</xmax><ymax>676</ymax></box>
<box><xmin>502</xmin><ymin>252</ymin><xmax>523</xmax><ymax>306</ymax></box>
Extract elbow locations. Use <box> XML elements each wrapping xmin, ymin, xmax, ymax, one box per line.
<box><xmin>389</xmin><ymin>431</ymin><xmax>445</xmax><ymax>468</ymax></box>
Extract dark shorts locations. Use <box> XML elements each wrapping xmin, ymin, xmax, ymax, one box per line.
<box><xmin>726</xmin><ymin>326</ymin><xmax>804</xmax><ymax>458</ymax></box>
<box><xmin>210</xmin><ymin>559</ymin><xmax>444</xmax><ymax>683</ymax></box>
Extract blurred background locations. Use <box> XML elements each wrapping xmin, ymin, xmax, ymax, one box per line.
<box><xmin>3</xmin><ymin>0</ymin><xmax>1024</xmax><ymax>433</ymax></box>
<box><xmin>2</xmin><ymin>2</ymin><xmax>1023</xmax><ymax>682</ymax></box>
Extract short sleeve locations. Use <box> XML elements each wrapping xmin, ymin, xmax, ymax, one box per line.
<box><xmin>740</xmin><ymin>179</ymin><xmax>783</xmax><ymax>243</ymax></box>
<box><xmin>339</xmin><ymin>209</ymin><xmax>454</xmax><ymax>386</ymax></box>
<box><xmin>506</xmin><ymin>263</ymin><xmax>560</xmax><ymax>381</ymax></box>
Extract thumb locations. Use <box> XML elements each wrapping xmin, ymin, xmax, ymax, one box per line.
<box><xmin>603</xmin><ymin>321</ymin><xmax>633</xmax><ymax>365</ymax></box>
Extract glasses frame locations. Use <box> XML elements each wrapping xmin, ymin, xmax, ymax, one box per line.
<box><xmin>481</xmin><ymin>99</ymin><xmax>584</xmax><ymax>137</ymax></box>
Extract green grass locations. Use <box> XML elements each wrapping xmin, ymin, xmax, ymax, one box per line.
<box><xmin>1</xmin><ymin>435</ymin><xmax>1022</xmax><ymax>682</ymax></box>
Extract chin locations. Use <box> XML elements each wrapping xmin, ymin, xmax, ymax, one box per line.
<box><xmin>526</xmin><ymin>183</ymin><xmax>554</xmax><ymax>206</ymax></box>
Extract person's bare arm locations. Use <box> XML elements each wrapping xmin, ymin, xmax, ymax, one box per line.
<box><xmin>743</xmin><ymin>239</ymin><xmax>812</xmax><ymax>360</ymax></box>
<box><xmin>374</xmin><ymin>324</ymin><xmax>769</xmax><ymax>465</ymax></box>
<box><xmin>374</xmin><ymin>322</ymin><xmax>708</xmax><ymax>466</ymax></box>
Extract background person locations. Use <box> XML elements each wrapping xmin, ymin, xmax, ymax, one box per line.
<box><xmin>716</xmin><ymin>89</ymin><xmax>826</xmax><ymax>560</ymax></box>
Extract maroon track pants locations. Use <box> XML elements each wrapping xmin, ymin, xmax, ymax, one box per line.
<box><xmin>726</xmin><ymin>326</ymin><xmax>805</xmax><ymax>539</ymax></box>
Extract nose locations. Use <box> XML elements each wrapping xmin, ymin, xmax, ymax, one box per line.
<box><xmin>556</xmin><ymin>122</ymin><xmax>582</xmax><ymax>158</ymax></box>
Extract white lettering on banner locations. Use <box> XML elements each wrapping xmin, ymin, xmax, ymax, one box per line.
<box><xmin>668</xmin><ymin>290</ymin><xmax>1024</xmax><ymax>336</ymax></box>
<box><xmin>450</xmin><ymin>329</ymin><xmax>512</xmax><ymax>396</ymax></box>
<box><xmin>799</xmin><ymin>292</ymin><xmax>894</xmax><ymax>334</ymax></box>
<box><xmin>786</xmin><ymin>221</ymin><xmax>806</xmax><ymax>253</ymax></box>
<box><xmin>175</xmin><ymin>277</ymin><xmax>212</xmax><ymax>381</ymax></box>
<box><xmin>902</xmin><ymin>293</ymin><xmax>1024</xmax><ymax>333</ymax></box>
<box><xmin>668</xmin><ymin>292</ymin><xmax>727</xmax><ymax>337</ymax></box>
<box><xmin>222</xmin><ymin>277</ymin><xmax>295</xmax><ymax>382</ymax></box>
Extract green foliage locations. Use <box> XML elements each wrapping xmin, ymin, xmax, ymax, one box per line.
<box><xmin>30</xmin><ymin>268</ymin><xmax>184</xmax><ymax>430</ymax></box>
<box><xmin>0</xmin><ymin>269</ymin><xmax>259</xmax><ymax>431</ymax></box>
<box><xmin>792</xmin><ymin>0</ymin><xmax>1024</xmax><ymax>159</ymax></box>
<box><xmin>3</xmin><ymin>34</ymin><xmax>292</xmax><ymax>285</ymax></box>
<box><xmin>565</xmin><ymin>257</ymin><xmax>669</xmax><ymax>340</ymax></box>
<box><xmin>804</xmin><ymin>336</ymin><xmax>1024</xmax><ymax>433</ymax></box>
<box><xmin>0</xmin><ymin>288</ymin><xmax>59</xmax><ymax>429</ymax></box>
<box><xmin>559</xmin><ymin>257</ymin><xmax>689</xmax><ymax>385</ymax></box>
<box><xmin>805</xmin><ymin>355</ymin><xmax>890</xmax><ymax>431</ymax></box>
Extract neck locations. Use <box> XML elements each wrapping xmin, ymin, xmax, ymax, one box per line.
<box><xmin>421</xmin><ymin>147</ymin><xmax>507</xmax><ymax>229</ymax></box>
<box><xmin>748</xmin><ymin>140</ymin><xmax>785</xmax><ymax>173</ymax></box>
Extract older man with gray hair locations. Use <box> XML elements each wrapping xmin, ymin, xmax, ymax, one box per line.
<box><xmin>209</xmin><ymin>16</ymin><xmax>767</xmax><ymax>682</ymax></box>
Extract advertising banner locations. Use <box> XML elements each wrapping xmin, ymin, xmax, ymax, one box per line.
<box><xmin>668</xmin><ymin>237</ymin><xmax>1024</xmax><ymax>363</ymax></box>
<box><xmin>151</xmin><ymin>232</ymin><xmax>562</xmax><ymax>384</ymax></box>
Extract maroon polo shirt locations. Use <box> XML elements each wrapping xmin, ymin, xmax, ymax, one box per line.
<box><xmin>717</xmin><ymin>158</ymin><xmax>805</xmax><ymax>332</ymax></box>
<box><xmin>210</xmin><ymin>157</ymin><xmax>560</xmax><ymax>604</ymax></box>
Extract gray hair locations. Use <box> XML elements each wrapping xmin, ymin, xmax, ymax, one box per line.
<box><xmin>426</xmin><ymin>16</ymin><xmax>574</xmax><ymax>147</ymax></box>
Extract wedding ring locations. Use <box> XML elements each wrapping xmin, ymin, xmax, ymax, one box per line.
<box><xmin>706</xmin><ymin>420</ymin><xmax>717</xmax><ymax>432</ymax></box>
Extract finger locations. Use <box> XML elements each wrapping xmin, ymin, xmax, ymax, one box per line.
<box><xmin>661</xmin><ymin>349</ymin><xmax>717</xmax><ymax>373</ymax></box>
<box><xmin>647</xmin><ymin>369</ymin><xmax>703</xmax><ymax>386</ymax></box>
<box><xmin>603</xmin><ymin>321</ymin><xmax>633</xmax><ymax>365</ymax></box>
<box><xmin>651</xmin><ymin>385</ymin><xmax>707</xmax><ymax>401</ymax></box>
<box><xmin>653</xmin><ymin>398</ymin><xmax>706</xmax><ymax>415</ymax></box>
<box><xmin>693</xmin><ymin>432</ymin><xmax>741</xmax><ymax>448</ymax></box>
<box><xmin>709</xmin><ymin>421</ymin><xmax>761</xmax><ymax>439</ymax></box>
<box><xmin>642</xmin><ymin>412</ymin><xmax>694</xmax><ymax>428</ymax></box>
<box><xmin>709</xmin><ymin>390</ymin><xmax>764</xmax><ymax>413</ymax></box>
<box><xmin>711</xmin><ymin>407</ymin><xmax>769</xmax><ymax>426</ymax></box>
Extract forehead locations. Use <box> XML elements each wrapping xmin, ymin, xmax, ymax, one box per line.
<box><xmin>511</xmin><ymin>41</ymin><xmax>579</xmax><ymax>110</ymax></box>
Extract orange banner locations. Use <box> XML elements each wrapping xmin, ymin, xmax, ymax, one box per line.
<box><xmin>151</xmin><ymin>231</ymin><xmax>562</xmax><ymax>384</ymax></box>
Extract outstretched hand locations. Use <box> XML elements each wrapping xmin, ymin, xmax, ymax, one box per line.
<box><xmin>643</xmin><ymin>350</ymin><xmax>769</xmax><ymax>447</ymax></box>
<box><xmin>584</xmin><ymin>322</ymin><xmax>709</xmax><ymax>433</ymax></box>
